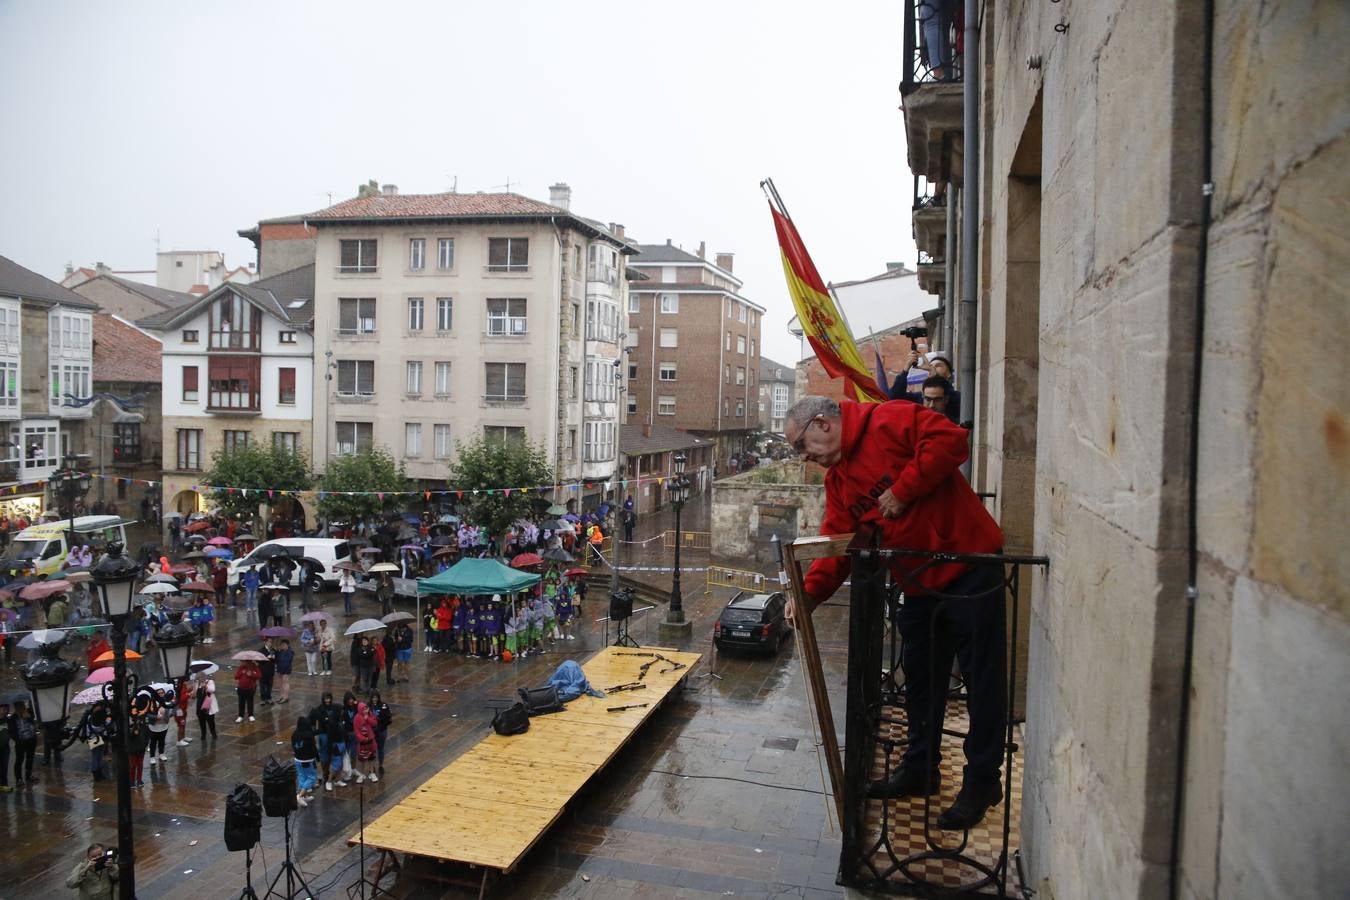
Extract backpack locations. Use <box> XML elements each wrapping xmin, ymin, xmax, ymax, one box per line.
<box><xmin>15</xmin><ymin>716</ymin><xmax>36</xmax><ymax>742</ymax></box>
<box><xmin>517</xmin><ymin>685</ymin><xmax>565</xmax><ymax>716</ymax></box>
<box><xmin>491</xmin><ymin>701</ymin><xmax>530</xmax><ymax>736</ymax></box>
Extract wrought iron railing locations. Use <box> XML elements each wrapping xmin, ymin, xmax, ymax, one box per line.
<box><xmin>901</xmin><ymin>0</ymin><xmax>964</xmax><ymax>95</ymax></box>
<box><xmin>839</xmin><ymin>543</ymin><xmax>1048</xmax><ymax>897</ymax></box>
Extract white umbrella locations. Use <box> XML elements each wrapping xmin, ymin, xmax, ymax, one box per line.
<box><xmin>190</xmin><ymin>660</ymin><xmax>219</xmax><ymax>676</ymax></box>
<box><xmin>344</xmin><ymin>618</ymin><xmax>386</xmax><ymax>636</ymax></box>
<box><xmin>381</xmin><ymin>611</ymin><xmax>415</xmax><ymax>624</ymax></box>
<box><xmin>145</xmin><ymin>574</ymin><xmax>179</xmax><ymax>584</ymax></box>
<box><xmin>138</xmin><ymin>582</ymin><xmax>179</xmax><ymax>595</ymax></box>
<box><xmin>368</xmin><ymin>562</ymin><xmax>399</xmax><ymax>574</ymax></box>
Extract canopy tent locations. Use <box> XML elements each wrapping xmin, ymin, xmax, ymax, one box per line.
<box><xmin>417</xmin><ymin>557</ymin><xmax>540</xmax><ymax>596</ymax></box>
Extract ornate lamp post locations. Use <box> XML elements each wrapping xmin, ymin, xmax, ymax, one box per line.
<box><xmin>21</xmin><ymin>640</ymin><xmax>78</xmax><ymax>726</ymax></box>
<box><xmin>154</xmin><ymin>608</ymin><xmax>197</xmax><ymax>683</ymax></box>
<box><xmin>50</xmin><ymin>453</ymin><xmax>92</xmax><ymax>543</ymax></box>
<box><xmin>91</xmin><ymin>543</ymin><xmax>142</xmax><ymax>899</ymax></box>
<box><xmin>658</xmin><ymin>452</ymin><xmax>693</xmax><ymax>641</ymax></box>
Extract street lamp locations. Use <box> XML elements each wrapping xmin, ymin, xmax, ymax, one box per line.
<box><xmin>91</xmin><ymin>542</ymin><xmax>142</xmax><ymax>899</ymax></box>
<box><xmin>50</xmin><ymin>453</ymin><xmax>91</xmax><ymax>547</ymax></box>
<box><xmin>154</xmin><ymin>606</ymin><xmax>198</xmax><ymax>683</ymax></box>
<box><xmin>660</xmin><ymin>452</ymin><xmax>693</xmax><ymax>640</ymax></box>
<box><xmin>21</xmin><ymin>639</ymin><xmax>78</xmax><ymax>725</ymax></box>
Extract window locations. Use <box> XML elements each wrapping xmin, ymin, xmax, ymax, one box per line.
<box><xmin>334</xmin><ymin>421</ymin><xmax>373</xmax><ymax>455</ymax></box>
<box><xmin>0</xmin><ymin>304</ymin><xmax>19</xmax><ymax>349</ymax></box>
<box><xmin>486</xmin><ymin>298</ymin><xmax>527</xmax><ymax>335</ymax></box>
<box><xmin>628</xmin><ymin>293</ymin><xmax>640</xmax><ymax>314</ymax></box>
<box><xmin>738</xmin><ymin>305</ymin><xmax>747</xmax><ymax>323</ymax></box>
<box><xmin>434</xmin><ymin>361</ymin><xmax>452</xmax><ymax>396</ymax></box>
<box><xmin>50</xmin><ymin>362</ymin><xmax>91</xmax><ymax>404</ymax></box>
<box><xmin>584</xmin><ymin>359</ymin><xmax>617</xmax><ymax>402</ymax></box>
<box><xmin>338</xmin><ymin>298</ymin><xmax>377</xmax><ymax>334</ymax></box>
<box><xmin>278</xmin><ymin>367</ymin><xmax>297</xmax><ymax>405</ymax></box>
<box><xmin>436</xmin><ymin>297</ymin><xmax>453</xmax><ymax>331</ymax></box>
<box><xmin>657</xmin><ymin>395</ymin><xmax>676</xmax><ymax>416</ymax></box>
<box><xmin>750</xmin><ymin>339</ymin><xmax>756</xmax><ymax>356</ymax></box>
<box><xmin>407</xmin><ymin>297</ymin><xmax>424</xmax><ymax>331</ymax></box>
<box><xmin>587</xmin><ymin>245</ymin><xmax>618</xmax><ymax>285</ymax></box>
<box><xmin>628</xmin><ymin>363</ymin><xmax>638</xmax><ymax>380</ymax></box>
<box><xmin>405</xmin><ymin>423</ymin><xmax>422</xmax><ymax>457</ymax></box>
<box><xmin>736</xmin><ymin>400</ymin><xmax>745</xmax><ymax>417</ymax></box>
<box><xmin>583</xmin><ymin>421</ymin><xmax>616</xmax><ymax>462</ymax></box>
<box><xmin>724</xmin><ymin>364</ymin><xmax>730</xmax><ymax>383</ymax></box>
<box><xmin>336</xmin><ymin>360</ymin><xmax>375</xmax><ymax>396</ymax></box>
<box><xmin>626</xmin><ymin>395</ymin><xmax>637</xmax><ymax>415</ymax></box>
<box><xmin>487</xmin><ymin>237</ymin><xmax>529</xmax><ymax>272</ymax></box>
<box><xmin>406</xmin><ymin>360</ymin><xmax>423</xmax><ymax>395</ymax></box>
<box><xmin>437</xmin><ymin>238</ymin><xmax>455</xmax><ymax>270</ymax></box>
<box><xmin>659</xmin><ymin>363</ymin><xmax>677</xmax><ymax>382</ymax></box>
<box><xmin>0</xmin><ymin>360</ymin><xmax>17</xmax><ymax>409</ymax></box>
<box><xmin>660</xmin><ymin>294</ymin><xmax>678</xmax><ymax>314</ymax></box>
<box><xmin>659</xmin><ymin>328</ymin><xmax>678</xmax><ymax>348</ymax></box>
<box><xmin>182</xmin><ymin>330</ymin><xmax>199</xmax><ymax>343</ymax></box>
<box><xmin>176</xmin><ymin>429</ymin><xmax>203</xmax><ymax>470</ymax></box>
<box><xmin>737</xmin><ymin>335</ymin><xmax>746</xmax><ymax>354</ymax></box>
<box><xmin>279</xmin><ymin>331</ymin><xmax>297</xmax><ymax>344</ymax></box>
<box><xmin>772</xmin><ymin>383</ymin><xmax>789</xmax><ymax>419</ymax></box>
<box><xmin>573</xmin><ymin>245</ymin><xmax>583</xmax><ymax>278</ymax></box>
<box><xmin>727</xmin><ymin>300</ymin><xmax>734</xmax><ymax>319</ymax></box>
<box><xmin>571</xmin><ymin>304</ymin><xmax>580</xmax><ymax>334</ymax></box>
<box><xmin>484</xmin><ymin>362</ymin><xmax>526</xmax><ymax>401</ymax></box>
<box><xmin>209</xmin><ymin>292</ymin><xmax>260</xmax><ymax>350</ymax></box>
<box><xmin>483</xmin><ymin>425</ymin><xmax>526</xmax><ymax>446</ymax></box>
<box><xmin>586</xmin><ymin>299</ymin><xmax>619</xmax><ymax>342</ymax></box>
<box><xmin>726</xmin><ymin>332</ymin><xmax>732</xmax><ymax>351</ymax></box>
<box><xmin>182</xmin><ymin>365</ymin><xmax>199</xmax><ymax>402</ymax></box>
<box><xmin>339</xmin><ymin>238</ymin><xmax>378</xmax><ymax>273</ymax></box>
<box><xmin>51</xmin><ymin>311</ymin><xmax>92</xmax><ymax>355</ymax></box>
<box><xmin>409</xmin><ymin>238</ymin><xmax>426</xmax><ymax>271</ymax></box>
<box><xmin>736</xmin><ymin>366</ymin><xmax>746</xmax><ymax>386</ymax></box>
<box><xmin>567</xmin><ymin>427</ymin><xmax>577</xmax><ymax>461</ymax></box>
<box><xmin>273</xmin><ymin>432</ymin><xmax>300</xmax><ymax>453</ymax></box>
<box><xmin>112</xmin><ymin>423</ymin><xmax>141</xmax><ymax>462</ymax></box>
<box><xmin>434</xmin><ymin>424</ymin><xmax>453</xmax><ymax>458</ymax></box>
<box><xmin>223</xmin><ymin>430</ymin><xmax>250</xmax><ymax>453</ymax></box>
<box><xmin>208</xmin><ymin>356</ymin><xmax>261</xmax><ymax>410</ymax></box>
<box><xmin>569</xmin><ymin>366</ymin><xmax>578</xmax><ymax>400</ymax></box>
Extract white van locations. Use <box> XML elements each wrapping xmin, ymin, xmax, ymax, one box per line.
<box><xmin>227</xmin><ymin>538</ymin><xmax>353</xmax><ymax>591</ymax></box>
<box><xmin>1</xmin><ymin>515</ymin><xmax>134</xmax><ymax>576</ymax></box>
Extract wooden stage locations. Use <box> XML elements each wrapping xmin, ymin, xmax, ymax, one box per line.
<box><xmin>349</xmin><ymin>644</ymin><xmax>702</xmax><ymax>894</ymax></box>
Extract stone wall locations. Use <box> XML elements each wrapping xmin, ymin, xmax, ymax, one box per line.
<box><xmin>710</xmin><ymin>461</ymin><xmax>825</xmax><ymax>563</ymax></box>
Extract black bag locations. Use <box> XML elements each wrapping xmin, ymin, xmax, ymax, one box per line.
<box><xmin>518</xmin><ymin>685</ymin><xmax>565</xmax><ymax>716</ymax></box>
<box><xmin>224</xmin><ymin>783</ymin><xmax>262</xmax><ymax>851</ymax></box>
<box><xmin>261</xmin><ymin>755</ymin><xmax>297</xmax><ymax>818</ymax></box>
<box><xmin>492</xmin><ymin>701</ymin><xmax>530</xmax><ymax>736</ymax></box>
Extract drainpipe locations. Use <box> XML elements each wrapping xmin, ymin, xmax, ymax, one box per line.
<box><xmin>957</xmin><ymin>0</ymin><xmax>979</xmax><ymax>435</ymax></box>
<box><xmin>943</xmin><ymin>187</ymin><xmax>956</xmax><ymax>353</ymax></box>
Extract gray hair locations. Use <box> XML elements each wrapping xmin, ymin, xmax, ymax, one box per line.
<box><xmin>784</xmin><ymin>396</ymin><xmax>840</xmax><ymax>431</ymax></box>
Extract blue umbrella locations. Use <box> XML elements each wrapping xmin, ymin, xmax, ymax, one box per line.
<box><xmin>205</xmin><ymin>547</ymin><xmax>233</xmax><ymax>560</ymax></box>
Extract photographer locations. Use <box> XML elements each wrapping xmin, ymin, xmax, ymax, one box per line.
<box><xmin>66</xmin><ymin>843</ymin><xmax>118</xmax><ymax>899</ymax></box>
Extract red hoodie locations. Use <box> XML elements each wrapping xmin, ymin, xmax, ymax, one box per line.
<box><xmin>803</xmin><ymin>400</ymin><xmax>1003</xmax><ymax>602</ymax></box>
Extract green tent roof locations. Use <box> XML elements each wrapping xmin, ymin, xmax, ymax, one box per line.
<box><xmin>417</xmin><ymin>557</ymin><xmax>540</xmax><ymax>596</ymax></box>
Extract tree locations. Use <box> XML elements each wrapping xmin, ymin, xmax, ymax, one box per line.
<box><xmin>315</xmin><ymin>448</ymin><xmax>412</xmax><ymax>525</ymax></box>
<box><xmin>203</xmin><ymin>442</ymin><xmax>311</xmax><ymax>527</ymax></box>
<box><xmin>447</xmin><ymin>437</ymin><xmax>554</xmax><ymax>537</ymax></box>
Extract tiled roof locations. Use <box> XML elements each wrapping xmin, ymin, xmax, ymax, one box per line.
<box><xmin>759</xmin><ymin>356</ymin><xmax>795</xmax><ymax>382</ymax></box>
<box><xmin>135</xmin><ymin>263</ymin><xmax>315</xmax><ymax>331</ymax></box>
<box><xmin>0</xmin><ymin>255</ymin><xmax>98</xmax><ymax>309</ymax></box>
<box><xmin>306</xmin><ymin>192</ymin><xmax>564</xmax><ymax>221</ymax></box>
<box><xmin>93</xmin><ymin>315</ymin><xmax>161</xmax><ymax>382</ymax></box>
<box><xmin>98</xmin><ymin>275</ymin><xmax>197</xmax><ymax>310</ymax></box>
<box><xmin>630</xmin><ymin>243</ymin><xmax>708</xmax><ymax>264</ymax></box>
<box><xmin>620</xmin><ymin>423</ymin><xmax>712</xmax><ymax>455</ymax></box>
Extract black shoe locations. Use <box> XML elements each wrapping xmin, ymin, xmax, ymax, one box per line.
<box><xmin>937</xmin><ymin>780</ymin><xmax>1002</xmax><ymax>830</ymax></box>
<box><xmin>865</xmin><ymin>764</ymin><xmax>940</xmax><ymax>799</ymax></box>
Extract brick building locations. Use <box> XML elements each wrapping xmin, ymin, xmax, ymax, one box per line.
<box><xmin>795</xmin><ymin>316</ymin><xmax>930</xmax><ymax>404</ymax></box>
<box><xmin>626</xmin><ymin>241</ymin><xmax>764</xmax><ymax>472</ymax></box>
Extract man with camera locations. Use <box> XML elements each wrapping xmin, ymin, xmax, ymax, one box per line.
<box><xmin>66</xmin><ymin>844</ymin><xmax>118</xmax><ymax>899</ymax></box>
<box><xmin>892</xmin><ymin>347</ymin><xmax>962</xmax><ymax>424</ymax></box>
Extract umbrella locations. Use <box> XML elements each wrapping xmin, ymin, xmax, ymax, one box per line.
<box><xmin>148</xmin><ymin>682</ymin><xmax>174</xmax><ymax>693</ymax></box>
<box><xmin>433</xmin><ymin>546</ymin><xmax>457</xmax><ymax>557</ymax></box>
<box><xmin>261</xmin><ymin>583</ymin><xmax>290</xmax><ymax>591</ymax></box>
<box><xmin>234</xmin><ymin>533</ymin><xmax>257</xmax><ymax>543</ymax></box>
<box><xmin>71</xmin><ymin>685</ymin><xmax>108</xmax><ymax>705</ymax></box>
<box><xmin>299</xmin><ymin>611</ymin><xmax>329</xmax><ymax>623</ymax></box>
<box><xmin>231</xmin><ymin>650</ymin><xmax>268</xmax><ymax>662</ymax></box>
<box><xmin>17</xmin><ymin>630</ymin><xmax>67</xmax><ymax>650</ymax></box>
<box><xmin>248</xmin><ymin>545</ymin><xmax>291</xmax><ymax>560</ymax></box>
<box><xmin>368</xmin><ymin>562</ymin><xmax>399</xmax><ymax>573</ymax></box>
<box><xmin>145</xmin><ymin>573</ymin><xmax>180</xmax><ymax>584</ymax></box>
<box><xmin>511</xmin><ymin>553</ymin><xmax>544</xmax><ymax>568</ymax></box>
<box><xmin>564</xmin><ymin>567</ymin><xmax>589</xmax><ymax>577</ymax></box>
<box><xmin>258</xmin><ymin>626</ymin><xmax>294</xmax><ymax>639</ymax></box>
<box><xmin>542</xmin><ymin>547</ymin><xmax>573</xmax><ymax>563</ymax></box>
<box><xmin>190</xmin><ymin>660</ymin><xmax>219</xmax><ymax>676</ymax></box>
<box><xmin>138</xmin><ymin>582</ymin><xmax>179</xmax><ymax>595</ymax></box>
<box><xmin>86</xmin><ymin>667</ymin><xmax>117</xmax><ymax>685</ymax></box>
<box><xmin>180</xmin><ymin>581</ymin><xmax>214</xmax><ymax>594</ymax></box>
<box><xmin>437</xmin><ymin>514</ymin><xmax>460</xmax><ymax>524</ymax></box>
<box><xmin>94</xmin><ymin>649</ymin><xmax>142</xmax><ymax>663</ymax></box>
<box><xmin>179</xmin><ymin>550</ymin><xmax>206</xmax><ymax>560</ymax></box>
<box><xmin>562</xmin><ymin>513</ymin><xmax>580</xmax><ymax>522</ymax></box>
<box><xmin>357</xmin><ymin>547</ymin><xmax>382</xmax><ymax>557</ymax></box>
<box><xmin>399</xmin><ymin>544</ymin><xmax>424</xmax><ymax>553</ymax></box>
<box><xmin>184</xmin><ymin>521</ymin><xmax>213</xmax><ymax>534</ymax></box>
<box><xmin>205</xmin><ymin>548</ymin><xmax>233</xmax><ymax>560</ymax></box>
<box><xmin>206</xmin><ymin>536</ymin><xmax>233</xmax><ymax>546</ymax></box>
<box><xmin>182</xmin><ymin>534</ymin><xmax>207</xmax><ymax>545</ymax></box>
<box><xmin>334</xmin><ymin>562</ymin><xmax>363</xmax><ymax>573</ymax></box>
<box><xmin>19</xmin><ymin>580</ymin><xmax>74</xmax><ymax>601</ymax></box>
<box><xmin>380</xmin><ymin>611</ymin><xmax>414</xmax><ymax>624</ymax></box>
<box><xmin>545</xmin><ymin>504</ymin><xmax>568</xmax><ymax>516</ymax></box>
<box><xmin>344</xmin><ymin>618</ymin><xmax>386</xmax><ymax>636</ymax></box>
<box><xmin>168</xmin><ymin>563</ymin><xmax>198</xmax><ymax>576</ymax></box>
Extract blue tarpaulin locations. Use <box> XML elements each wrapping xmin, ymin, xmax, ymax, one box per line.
<box><xmin>546</xmin><ymin>659</ymin><xmax>605</xmax><ymax>701</ymax></box>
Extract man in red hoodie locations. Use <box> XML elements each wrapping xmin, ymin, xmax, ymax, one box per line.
<box><xmin>787</xmin><ymin>395</ymin><xmax>1006</xmax><ymax>830</ymax></box>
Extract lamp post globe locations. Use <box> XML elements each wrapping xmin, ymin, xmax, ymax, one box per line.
<box><xmin>20</xmin><ymin>641</ymin><xmax>78</xmax><ymax>726</ymax></box>
<box><xmin>154</xmin><ymin>612</ymin><xmax>197</xmax><ymax>683</ymax></box>
<box><xmin>92</xmin><ymin>542</ymin><xmax>139</xmax><ymax>620</ymax></box>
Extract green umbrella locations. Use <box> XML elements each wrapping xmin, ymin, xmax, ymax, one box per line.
<box><xmin>545</xmin><ymin>504</ymin><xmax>568</xmax><ymax>516</ymax></box>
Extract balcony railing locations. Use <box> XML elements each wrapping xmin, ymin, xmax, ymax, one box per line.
<box><xmin>901</xmin><ymin>0</ymin><xmax>963</xmax><ymax>96</ymax></box>
<box><xmin>838</xmin><ymin>541</ymin><xmax>1048</xmax><ymax>896</ymax></box>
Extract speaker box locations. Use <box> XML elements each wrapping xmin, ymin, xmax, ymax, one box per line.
<box><xmin>609</xmin><ymin>588</ymin><xmax>633</xmax><ymax>622</ymax></box>
<box><xmin>224</xmin><ymin>783</ymin><xmax>262</xmax><ymax>851</ymax></box>
<box><xmin>261</xmin><ymin>755</ymin><xmax>298</xmax><ymax>818</ymax></box>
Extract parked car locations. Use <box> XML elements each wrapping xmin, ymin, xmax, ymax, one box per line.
<box><xmin>227</xmin><ymin>538</ymin><xmax>352</xmax><ymax>591</ymax></box>
<box><xmin>714</xmin><ymin>590</ymin><xmax>790</xmax><ymax>654</ymax></box>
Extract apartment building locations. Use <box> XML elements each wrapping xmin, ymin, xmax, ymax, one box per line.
<box><xmin>90</xmin><ymin>314</ymin><xmax>163</xmax><ymax>525</ymax></box>
<box><xmin>138</xmin><ymin>264</ymin><xmax>315</xmax><ymax>523</ymax></box>
<box><xmin>302</xmin><ymin>183</ymin><xmax>632</xmax><ymax>496</ymax></box>
<box><xmin>0</xmin><ymin>255</ymin><xmax>98</xmax><ymax>520</ymax></box>
<box><xmin>757</xmin><ymin>356</ymin><xmax>795</xmax><ymax>434</ymax></box>
<box><xmin>626</xmin><ymin>241</ymin><xmax>764</xmax><ymax>471</ymax></box>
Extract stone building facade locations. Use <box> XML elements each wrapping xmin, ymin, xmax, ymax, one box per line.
<box><xmin>898</xmin><ymin>2</ymin><xmax>1350</xmax><ymax>897</ymax></box>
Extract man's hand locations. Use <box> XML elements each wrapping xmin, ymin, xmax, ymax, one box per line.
<box><xmin>877</xmin><ymin>490</ymin><xmax>910</xmax><ymax>520</ymax></box>
<box><xmin>904</xmin><ymin>350</ymin><xmax>920</xmax><ymax>370</ymax></box>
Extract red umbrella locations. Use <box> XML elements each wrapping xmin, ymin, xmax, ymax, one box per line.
<box><xmin>19</xmin><ymin>580</ymin><xmax>73</xmax><ymax>601</ymax></box>
<box><xmin>564</xmin><ymin>567</ymin><xmax>589</xmax><ymax>577</ymax></box>
<box><xmin>184</xmin><ymin>520</ymin><xmax>213</xmax><ymax>534</ymax></box>
<box><xmin>180</xmin><ymin>581</ymin><xmax>214</xmax><ymax>593</ymax></box>
<box><xmin>511</xmin><ymin>553</ymin><xmax>544</xmax><ymax>568</ymax></box>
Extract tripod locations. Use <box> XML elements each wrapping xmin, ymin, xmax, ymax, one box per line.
<box><xmin>347</xmin><ymin>775</ymin><xmax>395</xmax><ymax>899</ymax></box>
<box><xmin>264</xmin><ymin>813</ymin><xmax>314</xmax><ymax>900</ymax></box>
<box><xmin>611</xmin><ymin>614</ymin><xmax>640</xmax><ymax>648</ymax></box>
<box><xmin>237</xmin><ymin>848</ymin><xmax>260</xmax><ymax>899</ymax></box>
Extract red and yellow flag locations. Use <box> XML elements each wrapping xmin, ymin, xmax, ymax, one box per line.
<box><xmin>770</xmin><ymin>203</ymin><xmax>886</xmax><ymax>403</ymax></box>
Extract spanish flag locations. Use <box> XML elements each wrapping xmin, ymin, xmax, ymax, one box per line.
<box><xmin>767</xmin><ymin>186</ymin><xmax>886</xmax><ymax>403</ymax></box>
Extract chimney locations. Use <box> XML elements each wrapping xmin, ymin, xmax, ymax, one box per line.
<box><xmin>886</xmin><ymin>261</ymin><xmax>907</xmax><ymax>272</ymax></box>
<box><xmin>609</xmin><ymin>222</ymin><xmax>625</xmax><ymax>239</ymax></box>
<box><xmin>95</xmin><ymin>261</ymin><xmax>110</xmax><ymax>273</ymax></box>
<box><xmin>715</xmin><ymin>252</ymin><xmax>734</xmax><ymax>273</ymax></box>
<box><xmin>665</xmin><ymin>238</ymin><xmax>672</xmax><ymax>246</ymax></box>
<box><xmin>382</xmin><ymin>184</ymin><xmax>398</xmax><ymax>196</ymax></box>
<box><xmin>697</xmin><ymin>241</ymin><xmax>706</xmax><ymax>259</ymax></box>
<box><xmin>64</xmin><ymin>262</ymin><xmax>74</xmax><ymax>276</ymax></box>
<box><xmin>549</xmin><ymin>183</ymin><xmax>572</xmax><ymax>210</ymax></box>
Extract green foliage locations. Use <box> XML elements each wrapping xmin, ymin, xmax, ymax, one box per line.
<box><xmin>315</xmin><ymin>448</ymin><xmax>412</xmax><ymax>523</ymax></box>
<box><xmin>204</xmin><ymin>442</ymin><xmax>311</xmax><ymax>523</ymax></box>
<box><xmin>447</xmin><ymin>437</ymin><xmax>554</xmax><ymax>537</ymax></box>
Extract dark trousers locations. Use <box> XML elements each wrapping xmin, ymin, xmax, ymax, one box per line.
<box><xmin>898</xmin><ymin>563</ymin><xmax>1007</xmax><ymax>788</ymax></box>
<box><xmin>385</xmin><ymin>653</ymin><xmax>395</xmax><ymax>683</ymax></box>
<box><xmin>237</xmin><ymin>688</ymin><xmax>255</xmax><ymax>718</ymax></box>
<box><xmin>148</xmin><ymin>729</ymin><xmax>167</xmax><ymax>757</ymax></box>
<box><xmin>0</xmin><ymin>739</ymin><xmax>8</xmax><ymax>785</ymax></box>
<box><xmin>259</xmin><ymin>669</ymin><xmax>274</xmax><ymax>702</ymax></box>
<box><xmin>198</xmin><ymin>711</ymin><xmax>217</xmax><ymax>738</ymax></box>
<box><xmin>14</xmin><ymin>740</ymin><xmax>35</xmax><ymax>781</ymax></box>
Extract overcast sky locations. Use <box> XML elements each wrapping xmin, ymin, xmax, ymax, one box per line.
<box><xmin>0</xmin><ymin>0</ymin><xmax>913</xmax><ymax>364</ymax></box>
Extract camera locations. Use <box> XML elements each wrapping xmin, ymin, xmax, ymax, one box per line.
<box><xmin>94</xmin><ymin>848</ymin><xmax>117</xmax><ymax>870</ymax></box>
<box><xmin>899</xmin><ymin>324</ymin><xmax>928</xmax><ymax>350</ymax></box>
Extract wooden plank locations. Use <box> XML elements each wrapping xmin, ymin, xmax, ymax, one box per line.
<box><xmin>787</xmin><ymin>533</ymin><xmax>856</xmax><ymax>564</ymax></box>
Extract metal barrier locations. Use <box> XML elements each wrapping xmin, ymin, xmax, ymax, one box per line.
<box><xmin>901</xmin><ymin>0</ymin><xmax>964</xmax><ymax>95</ymax></box>
<box><xmin>663</xmin><ymin>530</ymin><xmax>711</xmax><ymax>551</ymax></box>
<box><xmin>706</xmin><ymin>565</ymin><xmax>772</xmax><ymax>594</ymax></box>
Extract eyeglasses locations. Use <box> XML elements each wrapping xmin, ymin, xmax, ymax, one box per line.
<box><xmin>790</xmin><ymin>415</ymin><xmax>824</xmax><ymax>454</ymax></box>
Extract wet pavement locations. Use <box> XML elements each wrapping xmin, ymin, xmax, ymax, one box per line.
<box><xmin>0</xmin><ymin>500</ymin><xmax>855</xmax><ymax>899</ymax></box>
